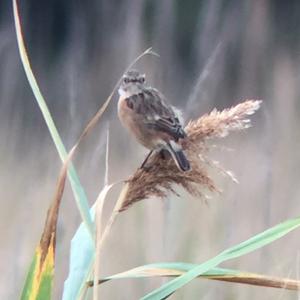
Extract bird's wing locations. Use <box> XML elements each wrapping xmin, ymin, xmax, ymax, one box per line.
<box><xmin>141</xmin><ymin>88</ymin><xmax>187</xmax><ymax>140</ymax></box>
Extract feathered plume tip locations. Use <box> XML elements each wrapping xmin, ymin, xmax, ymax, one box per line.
<box><xmin>120</xmin><ymin>100</ymin><xmax>262</xmax><ymax>211</ymax></box>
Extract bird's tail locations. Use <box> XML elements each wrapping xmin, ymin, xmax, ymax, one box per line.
<box><xmin>167</xmin><ymin>141</ymin><xmax>190</xmax><ymax>172</ymax></box>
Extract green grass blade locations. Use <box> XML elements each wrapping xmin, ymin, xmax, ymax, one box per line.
<box><xmin>142</xmin><ymin>216</ymin><xmax>300</xmax><ymax>299</ymax></box>
<box><xmin>62</xmin><ymin>209</ymin><xmax>95</xmax><ymax>300</ymax></box>
<box><xmin>62</xmin><ymin>184</ymin><xmax>114</xmax><ymax>300</ymax></box>
<box><xmin>20</xmin><ymin>148</ymin><xmax>68</xmax><ymax>300</ymax></box>
<box><xmin>20</xmin><ymin>239</ymin><xmax>54</xmax><ymax>300</ymax></box>
<box><xmin>12</xmin><ymin>0</ymin><xmax>94</xmax><ymax>238</ymax></box>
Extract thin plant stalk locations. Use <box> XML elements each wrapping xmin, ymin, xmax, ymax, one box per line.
<box><xmin>93</xmin><ymin>129</ymin><xmax>110</xmax><ymax>300</ymax></box>
<box><xmin>88</xmin><ymin>266</ymin><xmax>300</xmax><ymax>291</ymax></box>
<box><xmin>77</xmin><ymin>183</ymin><xmax>129</xmax><ymax>300</ymax></box>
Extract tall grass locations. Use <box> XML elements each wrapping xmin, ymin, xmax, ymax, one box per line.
<box><xmin>4</xmin><ymin>0</ymin><xmax>297</xmax><ymax>297</ymax></box>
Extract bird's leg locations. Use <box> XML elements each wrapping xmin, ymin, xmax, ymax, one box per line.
<box><xmin>159</xmin><ymin>149</ymin><xmax>170</xmax><ymax>160</ymax></box>
<box><xmin>140</xmin><ymin>150</ymin><xmax>153</xmax><ymax>170</ymax></box>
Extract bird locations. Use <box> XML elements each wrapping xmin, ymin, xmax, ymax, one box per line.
<box><xmin>118</xmin><ymin>69</ymin><xmax>190</xmax><ymax>172</ymax></box>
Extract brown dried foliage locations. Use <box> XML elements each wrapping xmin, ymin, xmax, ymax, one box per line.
<box><xmin>120</xmin><ymin>100</ymin><xmax>262</xmax><ymax>211</ymax></box>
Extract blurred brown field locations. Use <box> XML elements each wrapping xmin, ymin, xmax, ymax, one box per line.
<box><xmin>1</xmin><ymin>1</ymin><xmax>300</xmax><ymax>299</ymax></box>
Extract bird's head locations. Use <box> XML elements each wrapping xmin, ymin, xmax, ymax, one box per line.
<box><xmin>119</xmin><ymin>70</ymin><xmax>146</xmax><ymax>97</ymax></box>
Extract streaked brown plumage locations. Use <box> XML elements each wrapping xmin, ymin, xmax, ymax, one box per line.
<box><xmin>118</xmin><ymin>70</ymin><xmax>190</xmax><ymax>171</ymax></box>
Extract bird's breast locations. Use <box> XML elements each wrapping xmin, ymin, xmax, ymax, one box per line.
<box><xmin>118</xmin><ymin>96</ymin><xmax>158</xmax><ymax>149</ymax></box>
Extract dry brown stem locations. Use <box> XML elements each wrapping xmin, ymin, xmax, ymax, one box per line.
<box><xmin>87</xmin><ymin>267</ymin><xmax>300</xmax><ymax>291</ymax></box>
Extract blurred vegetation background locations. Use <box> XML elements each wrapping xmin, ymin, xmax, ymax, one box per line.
<box><xmin>1</xmin><ymin>0</ymin><xmax>300</xmax><ymax>299</ymax></box>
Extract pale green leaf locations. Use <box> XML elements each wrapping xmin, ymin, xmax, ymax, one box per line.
<box><xmin>142</xmin><ymin>217</ymin><xmax>300</xmax><ymax>299</ymax></box>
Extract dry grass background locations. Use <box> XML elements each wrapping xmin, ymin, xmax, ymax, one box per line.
<box><xmin>1</xmin><ymin>1</ymin><xmax>300</xmax><ymax>299</ymax></box>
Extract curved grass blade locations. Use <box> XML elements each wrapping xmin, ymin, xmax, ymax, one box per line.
<box><xmin>63</xmin><ymin>47</ymin><xmax>157</xmax><ymax>300</ymax></box>
<box><xmin>14</xmin><ymin>0</ymin><xmax>157</xmax><ymax>240</ymax></box>
<box><xmin>12</xmin><ymin>0</ymin><xmax>94</xmax><ymax>238</ymax></box>
<box><xmin>142</xmin><ymin>217</ymin><xmax>300</xmax><ymax>299</ymax></box>
<box><xmin>20</xmin><ymin>163</ymin><xmax>67</xmax><ymax>300</ymax></box>
<box><xmin>13</xmin><ymin>0</ymin><xmax>156</xmax><ymax>239</ymax></box>
<box><xmin>62</xmin><ymin>47</ymin><xmax>156</xmax><ymax>299</ymax></box>
<box><xmin>87</xmin><ymin>262</ymin><xmax>300</xmax><ymax>291</ymax></box>
<box><xmin>13</xmin><ymin>1</ymin><xmax>158</xmax><ymax>297</ymax></box>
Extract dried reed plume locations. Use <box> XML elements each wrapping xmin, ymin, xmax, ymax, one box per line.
<box><xmin>120</xmin><ymin>100</ymin><xmax>262</xmax><ymax>211</ymax></box>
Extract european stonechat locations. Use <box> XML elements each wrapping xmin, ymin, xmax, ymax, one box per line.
<box><xmin>118</xmin><ymin>70</ymin><xmax>190</xmax><ymax>172</ymax></box>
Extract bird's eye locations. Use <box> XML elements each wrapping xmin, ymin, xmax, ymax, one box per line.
<box><xmin>123</xmin><ymin>78</ymin><xmax>129</xmax><ymax>84</ymax></box>
<box><xmin>139</xmin><ymin>77</ymin><xmax>145</xmax><ymax>83</ymax></box>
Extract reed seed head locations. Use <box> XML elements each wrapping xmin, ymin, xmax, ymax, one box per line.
<box><xmin>120</xmin><ymin>100</ymin><xmax>262</xmax><ymax>211</ymax></box>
